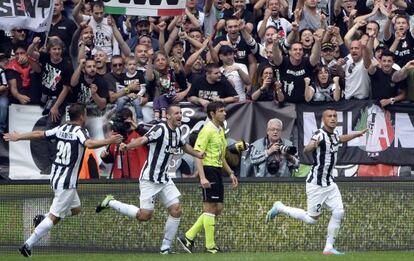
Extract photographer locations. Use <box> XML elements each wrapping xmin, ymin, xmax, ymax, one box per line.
<box><xmin>100</xmin><ymin>108</ymin><xmax>148</xmax><ymax>179</ymax></box>
<box><xmin>249</xmin><ymin>118</ymin><xmax>299</xmax><ymax>177</ymax></box>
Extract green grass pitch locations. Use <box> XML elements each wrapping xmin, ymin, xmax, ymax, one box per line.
<box><xmin>2</xmin><ymin>251</ymin><xmax>414</xmax><ymax>261</ymax></box>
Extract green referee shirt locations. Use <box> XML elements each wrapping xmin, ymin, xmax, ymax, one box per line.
<box><xmin>194</xmin><ymin>121</ymin><xmax>227</xmax><ymax>168</ymax></box>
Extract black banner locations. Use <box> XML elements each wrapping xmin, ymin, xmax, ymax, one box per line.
<box><xmin>297</xmin><ymin>100</ymin><xmax>414</xmax><ymax>165</ymax></box>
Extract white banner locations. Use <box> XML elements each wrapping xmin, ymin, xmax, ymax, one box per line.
<box><xmin>103</xmin><ymin>0</ymin><xmax>186</xmax><ymax>16</ymax></box>
<box><xmin>0</xmin><ymin>0</ymin><xmax>54</xmax><ymax>32</ymax></box>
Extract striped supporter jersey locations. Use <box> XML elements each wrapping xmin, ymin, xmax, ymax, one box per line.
<box><xmin>140</xmin><ymin>122</ymin><xmax>186</xmax><ymax>184</ymax></box>
<box><xmin>45</xmin><ymin>123</ymin><xmax>90</xmax><ymax>190</ymax></box>
<box><xmin>306</xmin><ymin>128</ymin><xmax>340</xmax><ymax>187</ymax></box>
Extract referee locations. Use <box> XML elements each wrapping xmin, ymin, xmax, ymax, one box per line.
<box><xmin>178</xmin><ymin>101</ymin><xmax>238</xmax><ymax>254</ymax></box>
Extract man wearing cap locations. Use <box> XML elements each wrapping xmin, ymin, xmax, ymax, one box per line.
<box><xmin>218</xmin><ymin>45</ymin><xmax>250</xmax><ymax>102</ymax></box>
<box><xmin>320</xmin><ymin>42</ymin><xmax>344</xmax><ymax>78</ymax></box>
<box><xmin>127</xmin><ymin>16</ymin><xmax>159</xmax><ymax>52</ymax></box>
<box><xmin>213</xmin><ymin>17</ymin><xmax>257</xmax><ymax>82</ymax></box>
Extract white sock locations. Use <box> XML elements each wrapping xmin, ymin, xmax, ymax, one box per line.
<box><xmin>108</xmin><ymin>200</ymin><xmax>139</xmax><ymax>218</ymax></box>
<box><xmin>25</xmin><ymin>217</ymin><xmax>54</xmax><ymax>249</ymax></box>
<box><xmin>160</xmin><ymin>215</ymin><xmax>181</xmax><ymax>251</ymax></box>
<box><xmin>325</xmin><ymin>210</ymin><xmax>344</xmax><ymax>250</ymax></box>
<box><xmin>281</xmin><ymin>206</ymin><xmax>317</xmax><ymax>224</ymax></box>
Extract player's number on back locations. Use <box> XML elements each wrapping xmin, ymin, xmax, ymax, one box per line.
<box><xmin>56</xmin><ymin>141</ymin><xmax>71</xmax><ymax>165</ymax></box>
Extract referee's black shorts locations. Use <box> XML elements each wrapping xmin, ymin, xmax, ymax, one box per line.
<box><xmin>202</xmin><ymin>166</ymin><xmax>224</xmax><ymax>203</ymax></box>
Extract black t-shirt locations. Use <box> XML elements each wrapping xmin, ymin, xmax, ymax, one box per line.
<box><xmin>39</xmin><ymin>53</ymin><xmax>73</xmax><ymax>97</ymax></box>
<box><xmin>187</xmin><ymin>70</ymin><xmax>205</xmax><ymax>85</ymax></box>
<box><xmin>213</xmin><ymin>35</ymin><xmax>252</xmax><ymax>65</ymax></box>
<box><xmin>5</xmin><ymin>69</ymin><xmax>42</xmax><ymax>104</ymax></box>
<box><xmin>49</xmin><ymin>16</ymin><xmax>78</xmax><ymax>51</ymax></box>
<box><xmin>188</xmin><ymin>75</ymin><xmax>238</xmax><ymax>101</ymax></box>
<box><xmin>122</xmin><ymin>71</ymin><xmax>146</xmax><ymax>94</ymax></box>
<box><xmin>369</xmin><ymin>68</ymin><xmax>405</xmax><ymax>99</ymax></box>
<box><xmin>385</xmin><ymin>32</ymin><xmax>414</xmax><ymax>67</ymax></box>
<box><xmin>279</xmin><ymin>56</ymin><xmax>314</xmax><ymax>103</ymax></box>
<box><xmin>70</xmin><ymin>73</ymin><xmax>109</xmax><ymax>104</ymax></box>
<box><xmin>104</xmin><ymin>72</ymin><xmax>123</xmax><ymax>93</ymax></box>
<box><xmin>147</xmin><ymin>69</ymin><xmax>186</xmax><ymax>101</ymax></box>
<box><xmin>333</xmin><ymin>9</ymin><xmax>361</xmax><ymax>39</ymax></box>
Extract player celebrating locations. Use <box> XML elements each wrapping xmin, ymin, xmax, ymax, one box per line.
<box><xmin>177</xmin><ymin>101</ymin><xmax>238</xmax><ymax>254</ymax></box>
<box><xmin>95</xmin><ymin>104</ymin><xmax>204</xmax><ymax>254</ymax></box>
<box><xmin>265</xmin><ymin>108</ymin><xmax>367</xmax><ymax>255</ymax></box>
<box><xmin>4</xmin><ymin>103</ymin><xmax>123</xmax><ymax>257</ymax></box>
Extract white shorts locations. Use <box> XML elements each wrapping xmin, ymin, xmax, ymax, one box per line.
<box><xmin>306</xmin><ymin>182</ymin><xmax>343</xmax><ymax>217</ymax></box>
<box><xmin>139</xmin><ymin>179</ymin><xmax>181</xmax><ymax>211</ymax></box>
<box><xmin>49</xmin><ymin>189</ymin><xmax>81</xmax><ymax>218</ymax></box>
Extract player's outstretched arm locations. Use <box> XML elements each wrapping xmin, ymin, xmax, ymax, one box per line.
<box><xmin>339</xmin><ymin>129</ymin><xmax>368</xmax><ymax>143</ymax></box>
<box><xmin>182</xmin><ymin>144</ymin><xmax>206</xmax><ymax>159</ymax></box>
<box><xmin>3</xmin><ymin>130</ymin><xmax>45</xmax><ymax>142</ymax></box>
<box><xmin>85</xmin><ymin>134</ymin><xmax>123</xmax><ymax>149</ymax></box>
<box><xmin>121</xmin><ymin>136</ymin><xmax>149</xmax><ymax>151</ymax></box>
<box><xmin>303</xmin><ymin>136</ymin><xmax>320</xmax><ymax>154</ymax></box>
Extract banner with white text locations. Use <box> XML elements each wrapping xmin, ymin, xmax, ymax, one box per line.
<box><xmin>103</xmin><ymin>0</ymin><xmax>186</xmax><ymax>16</ymax></box>
<box><xmin>0</xmin><ymin>0</ymin><xmax>53</xmax><ymax>32</ymax></box>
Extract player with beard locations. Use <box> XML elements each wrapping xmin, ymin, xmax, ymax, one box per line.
<box><xmin>266</xmin><ymin>108</ymin><xmax>367</xmax><ymax>255</ymax></box>
<box><xmin>96</xmin><ymin>105</ymin><xmax>205</xmax><ymax>254</ymax></box>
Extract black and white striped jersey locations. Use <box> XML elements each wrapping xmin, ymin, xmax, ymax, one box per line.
<box><xmin>45</xmin><ymin>123</ymin><xmax>90</xmax><ymax>190</ymax></box>
<box><xmin>306</xmin><ymin>128</ymin><xmax>340</xmax><ymax>187</ymax></box>
<box><xmin>140</xmin><ymin>122</ymin><xmax>185</xmax><ymax>184</ymax></box>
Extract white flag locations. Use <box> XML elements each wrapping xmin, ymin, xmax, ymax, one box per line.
<box><xmin>0</xmin><ymin>0</ymin><xmax>54</xmax><ymax>32</ymax></box>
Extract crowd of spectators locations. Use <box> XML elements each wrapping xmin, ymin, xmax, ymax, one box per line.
<box><xmin>1</xmin><ymin>0</ymin><xmax>414</xmax><ymax>135</ymax></box>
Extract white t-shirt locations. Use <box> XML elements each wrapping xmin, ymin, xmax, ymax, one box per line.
<box><xmin>82</xmin><ymin>15</ymin><xmax>119</xmax><ymax>61</ymax></box>
<box><xmin>342</xmin><ymin>54</ymin><xmax>371</xmax><ymax>99</ymax></box>
<box><xmin>257</xmin><ymin>16</ymin><xmax>292</xmax><ymax>40</ymax></box>
<box><xmin>221</xmin><ymin>62</ymin><xmax>249</xmax><ymax>101</ymax></box>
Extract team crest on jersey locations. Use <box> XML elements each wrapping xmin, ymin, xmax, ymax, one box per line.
<box><xmin>355</xmin><ymin>104</ymin><xmax>394</xmax><ymax>157</ymax></box>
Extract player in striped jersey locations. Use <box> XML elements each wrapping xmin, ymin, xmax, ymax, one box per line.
<box><xmin>265</xmin><ymin>108</ymin><xmax>367</xmax><ymax>255</ymax></box>
<box><xmin>4</xmin><ymin>103</ymin><xmax>123</xmax><ymax>257</ymax></box>
<box><xmin>96</xmin><ymin>104</ymin><xmax>205</xmax><ymax>254</ymax></box>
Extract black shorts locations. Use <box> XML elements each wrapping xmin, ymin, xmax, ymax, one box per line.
<box><xmin>202</xmin><ymin>166</ymin><xmax>224</xmax><ymax>203</ymax></box>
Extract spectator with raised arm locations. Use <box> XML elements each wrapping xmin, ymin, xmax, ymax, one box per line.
<box><xmin>304</xmin><ymin>66</ymin><xmax>341</xmax><ymax>102</ymax></box>
<box><xmin>27</xmin><ymin>37</ymin><xmax>72</xmax><ymax>125</ymax></box>
<box><xmin>73</xmin><ymin>0</ymin><xmax>119</xmax><ymax>61</ymax></box>
<box><xmin>272</xmin><ymin>29</ymin><xmax>323</xmax><ymax>103</ymax></box>
<box><xmin>250</xmin><ymin>64</ymin><xmax>284</xmax><ymax>102</ymax></box>
<box><xmin>70</xmin><ymin>59</ymin><xmax>109</xmax><ymax>110</ymax></box>
<box><xmin>5</xmin><ymin>44</ymin><xmax>41</xmax><ymax>105</ymax></box>
<box><xmin>368</xmin><ymin>50</ymin><xmax>406</xmax><ymax>107</ymax></box>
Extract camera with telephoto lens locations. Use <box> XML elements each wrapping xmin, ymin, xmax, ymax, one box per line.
<box><xmin>266</xmin><ymin>143</ymin><xmax>297</xmax><ymax>176</ymax></box>
<box><xmin>109</xmin><ymin>114</ymin><xmax>131</xmax><ymax>140</ymax></box>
